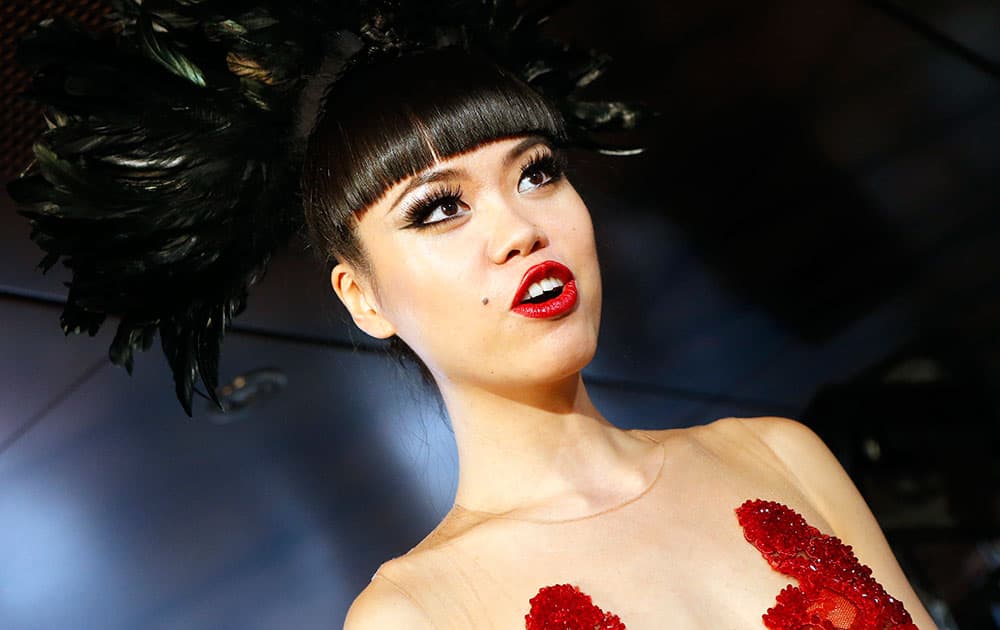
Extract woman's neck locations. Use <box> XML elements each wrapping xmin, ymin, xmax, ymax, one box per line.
<box><xmin>441</xmin><ymin>372</ymin><xmax>661</xmax><ymax>520</ymax></box>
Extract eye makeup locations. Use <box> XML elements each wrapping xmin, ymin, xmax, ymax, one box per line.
<box><xmin>518</xmin><ymin>148</ymin><xmax>567</xmax><ymax>192</ymax></box>
<box><xmin>399</xmin><ymin>183</ymin><xmax>467</xmax><ymax>229</ymax></box>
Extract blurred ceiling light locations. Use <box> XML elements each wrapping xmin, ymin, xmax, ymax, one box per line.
<box><xmin>208</xmin><ymin>367</ymin><xmax>287</xmax><ymax>420</ymax></box>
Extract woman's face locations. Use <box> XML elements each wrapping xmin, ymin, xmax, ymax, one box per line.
<box><xmin>335</xmin><ymin>135</ymin><xmax>602</xmax><ymax>392</ymax></box>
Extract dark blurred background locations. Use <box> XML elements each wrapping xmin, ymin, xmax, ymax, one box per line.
<box><xmin>1</xmin><ymin>1</ymin><xmax>998</xmax><ymax>628</ymax></box>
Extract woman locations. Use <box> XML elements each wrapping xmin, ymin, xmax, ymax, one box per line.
<box><xmin>298</xmin><ymin>51</ymin><xmax>937</xmax><ymax>630</ymax></box>
<box><xmin>9</xmin><ymin>3</ymin><xmax>937</xmax><ymax>628</ymax></box>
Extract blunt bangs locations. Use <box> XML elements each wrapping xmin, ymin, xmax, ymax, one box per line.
<box><xmin>301</xmin><ymin>49</ymin><xmax>568</xmax><ymax>267</ymax></box>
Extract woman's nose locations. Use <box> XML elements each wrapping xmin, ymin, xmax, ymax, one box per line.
<box><xmin>486</xmin><ymin>196</ymin><xmax>548</xmax><ymax>264</ymax></box>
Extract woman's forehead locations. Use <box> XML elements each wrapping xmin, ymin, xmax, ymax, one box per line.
<box><xmin>416</xmin><ymin>134</ymin><xmax>550</xmax><ymax>179</ymax></box>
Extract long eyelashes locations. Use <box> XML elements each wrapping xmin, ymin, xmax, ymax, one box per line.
<box><xmin>399</xmin><ymin>184</ymin><xmax>465</xmax><ymax>228</ymax></box>
<box><xmin>520</xmin><ymin>150</ymin><xmax>567</xmax><ymax>186</ymax></box>
<box><xmin>400</xmin><ymin>148</ymin><xmax>567</xmax><ymax>230</ymax></box>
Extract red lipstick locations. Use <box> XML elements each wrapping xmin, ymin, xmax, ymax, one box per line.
<box><xmin>510</xmin><ymin>260</ymin><xmax>578</xmax><ymax>319</ymax></box>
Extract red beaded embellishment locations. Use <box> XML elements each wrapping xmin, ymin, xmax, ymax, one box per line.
<box><xmin>525</xmin><ymin>584</ymin><xmax>626</xmax><ymax>630</ymax></box>
<box><xmin>736</xmin><ymin>499</ymin><xmax>918</xmax><ymax>630</ymax></box>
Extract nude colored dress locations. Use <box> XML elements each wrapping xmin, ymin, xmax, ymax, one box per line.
<box><xmin>372</xmin><ymin>427</ymin><xmax>918</xmax><ymax>629</ymax></box>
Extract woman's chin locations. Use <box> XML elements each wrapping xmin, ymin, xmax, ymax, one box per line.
<box><xmin>423</xmin><ymin>308</ymin><xmax>600</xmax><ymax>393</ymax></box>
<box><xmin>500</xmin><ymin>335</ymin><xmax>597</xmax><ymax>388</ymax></box>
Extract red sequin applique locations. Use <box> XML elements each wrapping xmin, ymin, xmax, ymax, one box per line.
<box><xmin>736</xmin><ymin>499</ymin><xmax>918</xmax><ymax>630</ymax></box>
<box><xmin>525</xmin><ymin>584</ymin><xmax>626</xmax><ymax>630</ymax></box>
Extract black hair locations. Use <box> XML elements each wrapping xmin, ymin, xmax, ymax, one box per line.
<box><xmin>301</xmin><ymin>49</ymin><xmax>569</xmax><ymax>385</ymax></box>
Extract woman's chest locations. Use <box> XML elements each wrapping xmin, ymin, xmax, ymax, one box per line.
<box><xmin>484</xmin><ymin>535</ymin><xmax>785</xmax><ymax>628</ymax></box>
<box><xmin>403</xmin><ymin>466</ymin><xmax>828</xmax><ymax>629</ymax></box>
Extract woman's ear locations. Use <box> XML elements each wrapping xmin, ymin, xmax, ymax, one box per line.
<box><xmin>330</xmin><ymin>263</ymin><xmax>396</xmax><ymax>339</ymax></box>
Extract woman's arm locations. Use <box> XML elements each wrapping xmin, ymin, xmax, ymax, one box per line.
<box><xmin>742</xmin><ymin>416</ymin><xmax>940</xmax><ymax>630</ymax></box>
<box><xmin>343</xmin><ymin>574</ymin><xmax>435</xmax><ymax>630</ymax></box>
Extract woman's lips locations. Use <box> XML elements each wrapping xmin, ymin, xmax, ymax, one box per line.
<box><xmin>510</xmin><ymin>260</ymin><xmax>579</xmax><ymax>319</ymax></box>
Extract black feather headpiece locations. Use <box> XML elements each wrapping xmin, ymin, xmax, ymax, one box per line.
<box><xmin>6</xmin><ymin>0</ymin><xmax>648</xmax><ymax>416</ymax></box>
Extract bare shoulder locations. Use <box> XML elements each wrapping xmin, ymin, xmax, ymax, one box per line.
<box><xmin>668</xmin><ymin>416</ymin><xmax>836</xmax><ymax>481</ymax></box>
<box><xmin>732</xmin><ymin>415</ymin><xmax>887</xmax><ymax>531</ymax></box>
<box><xmin>674</xmin><ymin>416</ymin><xmax>780</xmax><ymax>455</ymax></box>
<box><xmin>731</xmin><ymin>416</ymin><xmax>858</xmax><ymax>519</ymax></box>
<box><xmin>733</xmin><ymin>416</ymin><xmax>940</xmax><ymax>629</ymax></box>
<box><xmin>732</xmin><ymin>415</ymin><xmax>823</xmax><ymax>452</ymax></box>
<box><xmin>342</xmin><ymin>503</ymin><xmax>488</xmax><ymax>629</ymax></box>
<box><xmin>343</xmin><ymin>572</ymin><xmax>433</xmax><ymax>630</ymax></box>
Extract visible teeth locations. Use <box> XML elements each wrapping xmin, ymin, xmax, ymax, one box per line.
<box><xmin>519</xmin><ymin>276</ymin><xmax>568</xmax><ymax>303</ymax></box>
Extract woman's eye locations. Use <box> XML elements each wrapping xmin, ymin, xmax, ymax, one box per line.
<box><xmin>518</xmin><ymin>166</ymin><xmax>553</xmax><ymax>194</ymax></box>
<box><xmin>421</xmin><ymin>197</ymin><xmax>469</xmax><ymax>225</ymax></box>
<box><xmin>517</xmin><ymin>153</ymin><xmax>564</xmax><ymax>194</ymax></box>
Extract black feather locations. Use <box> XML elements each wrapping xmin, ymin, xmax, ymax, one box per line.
<box><xmin>6</xmin><ymin>0</ymin><xmax>650</xmax><ymax>416</ymax></box>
